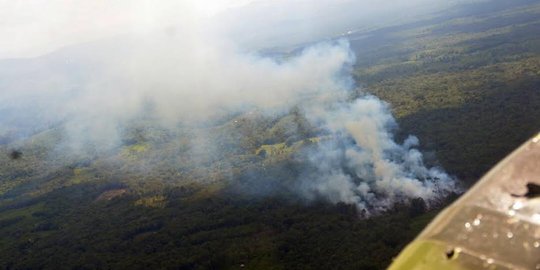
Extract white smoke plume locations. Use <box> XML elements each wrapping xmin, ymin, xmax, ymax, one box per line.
<box><xmin>299</xmin><ymin>97</ymin><xmax>456</xmax><ymax>214</ymax></box>
<box><xmin>0</xmin><ymin>38</ymin><xmax>352</xmax><ymax>151</ymax></box>
<box><xmin>0</xmin><ymin>0</ymin><xmax>458</xmax><ymax>213</ymax></box>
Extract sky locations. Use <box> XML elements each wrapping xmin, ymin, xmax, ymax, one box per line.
<box><xmin>0</xmin><ymin>0</ymin><xmax>254</xmax><ymax>59</ymax></box>
<box><xmin>0</xmin><ymin>0</ymin><xmax>470</xmax><ymax>59</ymax></box>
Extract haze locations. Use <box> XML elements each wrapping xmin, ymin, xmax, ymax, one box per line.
<box><xmin>1</xmin><ymin>0</ymin><xmax>477</xmax><ymax>59</ymax></box>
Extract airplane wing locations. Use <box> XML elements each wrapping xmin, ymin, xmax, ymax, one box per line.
<box><xmin>389</xmin><ymin>133</ymin><xmax>540</xmax><ymax>270</ymax></box>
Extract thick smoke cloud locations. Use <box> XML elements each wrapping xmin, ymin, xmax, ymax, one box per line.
<box><xmin>0</xmin><ymin>0</ymin><xmax>457</xmax><ymax>213</ymax></box>
<box><xmin>0</xmin><ymin>37</ymin><xmax>353</xmax><ymax>151</ymax></box>
<box><xmin>299</xmin><ymin>97</ymin><xmax>456</xmax><ymax>214</ymax></box>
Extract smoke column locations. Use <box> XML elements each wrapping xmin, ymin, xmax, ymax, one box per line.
<box><xmin>0</xmin><ymin>1</ymin><xmax>457</xmax><ymax>214</ymax></box>
<box><xmin>299</xmin><ymin>96</ymin><xmax>456</xmax><ymax>214</ymax></box>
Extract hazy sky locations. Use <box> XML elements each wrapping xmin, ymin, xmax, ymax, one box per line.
<box><xmin>0</xmin><ymin>0</ymin><xmax>253</xmax><ymax>59</ymax></box>
<box><xmin>0</xmin><ymin>0</ymin><xmax>467</xmax><ymax>59</ymax></box>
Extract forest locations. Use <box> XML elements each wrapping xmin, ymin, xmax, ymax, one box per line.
<box><xmin>1</xmin><ymin>0</ymin><xmax>540</xmax><ymax>269</ymax></box>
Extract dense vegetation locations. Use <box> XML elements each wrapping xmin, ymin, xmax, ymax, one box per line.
<box><xmin>351</xmin><ymin>0</ymin><xmax>540</xmax><ymax>183</ymax></box>
<box><xmin>1</xmin><ymin>1</ymin><xmax>539</xmax><ymax>269</ymax></box>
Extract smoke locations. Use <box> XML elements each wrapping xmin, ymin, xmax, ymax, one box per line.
<box><xmin>298</xmin><ymin>97</ymin><xmax>456</xmax><ymax>214</ymax></box>
<box><xmin>0</xmin><ymin>0</ymin><xmax>457</xmax><ymax>213</ymax></box>
<box><xmin>0</xmin><ymin>37</ymin><xmax>353</xmax><ymax>151</ymax></box>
